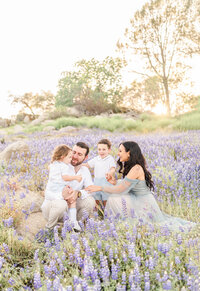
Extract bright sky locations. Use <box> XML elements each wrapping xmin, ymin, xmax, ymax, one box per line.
<box><xmin>0</xmin><ymin>0</ymin><xmax>199</xmax><ymax>118</ymax></box>
<box><xmin>0</xmin><ymin>0</ymin><xmax>150</xmax><ymax>118</ymax></box>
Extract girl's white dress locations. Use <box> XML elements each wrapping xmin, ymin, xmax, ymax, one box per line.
<box><xmin>44</xmin><ymin>161</ymin><xmax>74</xmax><ymax>201</ymax></box>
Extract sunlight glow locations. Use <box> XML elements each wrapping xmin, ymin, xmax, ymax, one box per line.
<box><xmin>151</xmin><ymin>103</ymin><xmax>168</xmax><ymax>115</ymax></box>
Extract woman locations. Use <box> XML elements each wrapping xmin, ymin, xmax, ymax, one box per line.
<box><xmin>86</xmin><ymin>141</ymin><xmax>196</xmax><ymax>230</ymax></box>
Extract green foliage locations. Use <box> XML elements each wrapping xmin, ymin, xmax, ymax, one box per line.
<box><xmin>56</xmin><ymin>57</ymin><xmax>124</xmax><ymax>114</ymax></box>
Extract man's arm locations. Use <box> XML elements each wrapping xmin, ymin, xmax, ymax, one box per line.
<box><xmin>79</xmin><ymin>167</ymin><xmax>94</xmax><ymax>199</ymax></box>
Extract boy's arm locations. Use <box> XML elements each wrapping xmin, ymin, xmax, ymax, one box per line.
<box><xmin>106</xmin><ymin>167</ymin><xmax>116</xmax><ymax>184</ymax></box>
<box><xmin>108</xmin><ymin>167</ymin><xmax>115</xmax><ymax>176</ymax></box>
<box><xmin>82</xmin><ymin>163</ymin><xmax>90</xmax><ymax>168</ymax></box>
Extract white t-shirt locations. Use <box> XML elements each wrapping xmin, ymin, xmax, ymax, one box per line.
<box><xmin>69</xmin><ymin>165</ymin><xmax>94</xmax><ymax>199</ymax></box>
<box><xmin>45</xmin><ymin>161</ymin><xmax>74</xmax><ymax>200</ymax></box>
<box><xmin>88</xmin><ymin>155</ymin><xmax>116</xmax><ymax>179</ymax></box>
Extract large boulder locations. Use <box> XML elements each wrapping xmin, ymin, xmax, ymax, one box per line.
<box><xmin>23</xmin><ymin>115</ymin><xmax>31</xmax><ymax>124</ymax></box>
<box><xmin>66</xmin><ymin>107</ymin><xmax>80</xmax><ymax>117</ymax></box>
<box><xmin>0</xmin><ymin>141</ymin><xmax>30</xmax><ymax>162</ymax></box>
<box><xmin>13</xmin><ymin>125</ymin><xmax>24</xmax><ymax>133</ymax></box>
<box><xmin>43</xmin><ymin>125</ymin><xmax>55</xmax><ymax>131</ymax></box>
<box><xmin>0</xmin><ymin>119</ymin><xmax>11</xmax><ymax>128</ymax></box>
<box><xmin>58</xmin><ymin>126</ymin><xmax>78</xmax><ymax>133</ymax></box>
<box><xmin>16</xmin><ymin>212</ymin><xmax>46</xmax><ymax>241</ymax></box>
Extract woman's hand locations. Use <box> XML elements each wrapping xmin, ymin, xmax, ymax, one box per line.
<box><xmin>85</xmin><ymin>185</ymin><xmax>102</xmax><ymax>193</ymax></box>
<box><xmin>106</xmin><ymin>173</ymin><xmax>117</xmax><ymax>185</ymax></box>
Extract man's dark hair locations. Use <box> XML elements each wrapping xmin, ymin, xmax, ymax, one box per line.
<box><xmin>76</xmin><ymin>142</ymin><xmax>89</xmax><ymax>156</ymax></box>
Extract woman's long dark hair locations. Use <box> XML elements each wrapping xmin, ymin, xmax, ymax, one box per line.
<box><xmin>117</xmin><ymin>141</ymin><xmax>154</xmax><ymax>191</ymax></box>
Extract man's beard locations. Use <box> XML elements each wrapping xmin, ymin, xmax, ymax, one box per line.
<box><xmin>71</xmin><ymin>159</ymin><xmax>82</xmax><ymax>167</ymax></box>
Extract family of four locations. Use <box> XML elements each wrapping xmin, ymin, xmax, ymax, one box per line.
<box><xmin>41</xmin><ymin>139</ymin><xmax>196</xmax><ymax>231</ymax></box>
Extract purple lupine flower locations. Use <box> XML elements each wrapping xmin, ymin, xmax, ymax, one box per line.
<box><xmin>122</xmin><ymin>251</ymin><xmax>127</xmax><ymax>263</ymax></box>
<box><xmin>129</xmin><ymin>271</ymin><xmax>134</xmax><ymax>285</ymax></box>
<box><xmin>94</xmin><ymin>279</ymin><xmax>101</xmax><ymax>291</ymax></box>
<box><xmin>33</xmin><ymin>272</ymin><xmax>42</xmax><ymax>290</ymax></box>
<box><xmin>34</xmin><ymin>249</ymin><xmax>39</xmax><ymax>261</ymax></box>
<box><xmin>53</xmin><ymin>277</ymin><xmax>61</xmax><ymax>291</ymax></box>
<box><xmin>45</xmin><ymin>279</ymin><xmax>52</xmax><ymax>291</ymax></box>
<box><xmin>97</xmin><ymin>240</ymin><xmax>102</xmax><ymax>250</ymax></box>
<box><xmin>175</xmin><ymin>256</ymin><xmax>181</xmax><ymax>264</ymax></box>
<box><xmin>145</xmin><ymin>282</ymin><xmax>151</xmax><ymax>291</ymax></box>
<box><xmin>81</xmin><ymin>279</ymin><xmax>88</xmax><ymax>291</ymax></box>
<box><xmin>128</xmin><ymin>243</ymin><xmax>136</xmax><ymax>261</ymax></box>
<box><xmin>3</xmin><ymin>243</ymin><xmax>9</xmax><ymax>253</ymax></box>
<box><xmin>111</xmin><ymin>261</ymin><xmax>118</xmax><ymax>280</ymax></box>
<box><xmin>3</xmin><ymin>217</ymin><xmax>13</xmax><ymax>227</ymax></box>
<box><xmin>133</xmin><ymin>263</ymin><xmax>141</xmax><ymax>284</ymax></box>
<box><xmin>20</xmin><ymin>192</ymin><xmax>26</xmax><ymax>199</ymax></box>
<box><xmin>122</xmin><ymin>271</ymin><xmax>126</xmax><ymax>285</ymax></box>
<box><xmin>163</xmin><ymin>280</ymin><xmax>172</xmax><ymax>290</ymax></box>
<box><xmin>8</xmin><ymin>278</ymin><xmax>15</xmax><ymax>286</ymax></box>
<box><xmin>121</xmin><ymin>198</ymin><xmax>128</xmax><ymax>217</ymax></box>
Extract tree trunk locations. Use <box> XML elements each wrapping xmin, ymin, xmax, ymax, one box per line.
<box><xmin>163</xmin><ymin>77</ymin><xmax>171</xmax><ymax>116</ymax></box>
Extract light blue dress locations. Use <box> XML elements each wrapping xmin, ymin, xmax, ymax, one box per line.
<box><xmin>105</xmin><ymin>177</ymin><xmax>196</xmax><ymax>231</ymax></box>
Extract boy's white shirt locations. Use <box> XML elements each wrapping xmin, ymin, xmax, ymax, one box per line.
<box><xmin>87</xmin><ymin>154</ymin><xmax>116</xmax><ymax>179</ymax></box>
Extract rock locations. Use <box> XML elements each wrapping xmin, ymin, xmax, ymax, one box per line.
<box><xmin>13</xmin><ymin>125</ymin><xmax>24</xmax><ymax>133</ymax></box>
<box><xmin>16</xmin><ymin>212</ymin><xmax>46</xmax><ymax>241</ymax></box>
<box><xmin>43</xmin><ymin>126</ymin><xmax>55</xmax><ymax>131</ymax></box>
<box><xmin>23</xmin><ymin>116</ymin><xmax>30</xmax><ymax>124</ymax></box>
<box><xmin>30</xmin><ymin>113</ymin><xmax>49</xmax><ymax>126</ymax></box>
<box><xmin>0</xmin><ymin>119</ymin><xmax>11</xmax><ymax>128</ymax></box>
<box><xmin>66</xmin><ymin>107</ymin><xmax>80</xmax><ymax>117</ymax></box>
<box><xmin>0</xmin><ymin>141</ymin><xmax>30</xmax><ymax>161</ymax></box>
<box><xmin>42</xmin><ymin>119</ymin><xmax>54</xmax><ymax>125</ymax></box>
<box><xmin>30</xmin><ymin>118</ymin><xmax>43</xmax><ymax>126</ymax></box>
<box><xmin>0</xmin><ymin>119</ymin><xmax>7</xmax><ymax>128</ymax></box>
<box><xmin>0</xmin><ymin>177</ymin><xmax>46</xmax><ymax>241</ymax></box>
<box><xmin>58</xmin><ymin>126</ymin><xmax>78</xmax><ymax>133</ymax></box>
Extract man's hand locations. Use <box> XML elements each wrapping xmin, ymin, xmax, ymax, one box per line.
<box><xmin>67</xmin><ymin>190</ymin><xmax>78</xmax><ymax>204</ymax></box>
<box><xmin>62</xmin><ymin>185</ymin><xmax>73</xmax><ymax>200</ymax></box>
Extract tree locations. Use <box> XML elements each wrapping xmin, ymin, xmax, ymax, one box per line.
<box><xmin>9</xmin><ymin>91</ymin><xmax>55</xmax><ymax>117</ymax></box>
<box><xmin>123</xmin><ymin>76</ymin><xmax>164</xmax><ymax>111</ymax></box>
<box><xmin>118</xmin><ymin>0</ymin><xmax>197</xmax><ymax>115</ymax></box>
<box><xmin>183</xmin><ymin>0</ymin><xmax>200</xmax><ymax>55</ymax></box>
<box><xmin>56</xmin><ymin>57</ymin><xmax>124</xmax><ymax>114</ymax></box>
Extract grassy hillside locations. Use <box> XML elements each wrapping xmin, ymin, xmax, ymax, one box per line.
<box><xmin>1</xmin><ymin>99</ymin><xmax>200</xmax><ymax>134</ymax></box>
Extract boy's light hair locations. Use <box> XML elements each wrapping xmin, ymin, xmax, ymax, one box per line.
<box><xmin>51</xmin><ymin>144</ymin><xmax>71</xmax><ymax>162</ymax></box>
<box><xmin>98</xmin><ymin>139</ymin><xmax>111</xmax><ymax>149</ymax></box>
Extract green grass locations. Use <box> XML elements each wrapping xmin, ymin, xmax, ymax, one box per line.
<box><xmin>2</xmin><ymin>98</ymin><xmax>200</xmax><ymax>134</ymax></box>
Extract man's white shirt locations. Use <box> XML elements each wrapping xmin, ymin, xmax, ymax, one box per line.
<box><xmin>68</xmin><ymin>165</ymin><xmax>94</xmax><ymax>199</ymax></box>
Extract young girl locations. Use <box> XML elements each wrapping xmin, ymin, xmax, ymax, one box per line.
<box><xmin>42</xmin><ymin>144</ymin><xmax>81</xmax><ymax>230</ymax></box>
<box><xmin>83</xmin><ymin>139</ymin><xmax>116</xmax><ymax>207</ymax></box>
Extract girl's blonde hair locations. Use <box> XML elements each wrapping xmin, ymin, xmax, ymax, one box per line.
<box><xmin>51</xmin><ymin>144</ymin><xmax>72</xmax><ymax>163</ymax></box>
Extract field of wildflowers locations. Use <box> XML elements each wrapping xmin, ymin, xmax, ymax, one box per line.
<box><xmin>0</xmin><ymin>129</ymin><xmax>200</xmax><ymax>290</ymax></box>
